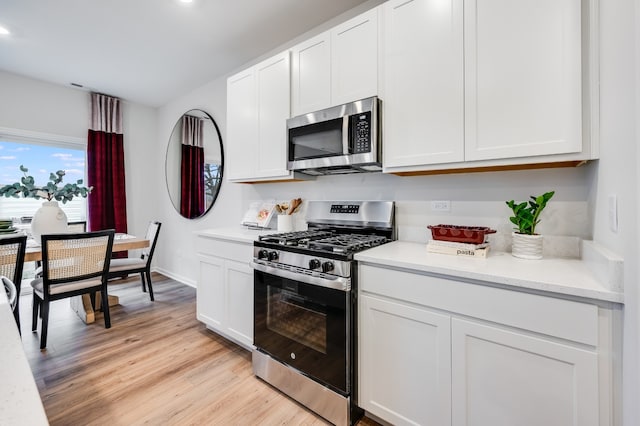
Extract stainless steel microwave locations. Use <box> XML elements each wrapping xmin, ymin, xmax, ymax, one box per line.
<box><xmin>287</xmin><ymin>96</ymin><xmax>381</xmax><ymax>176</ymax></box>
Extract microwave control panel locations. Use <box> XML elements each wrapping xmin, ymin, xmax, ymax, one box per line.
<box><xmin>349</xmin><ymin>112</ymin><xmax>372</xmax><ymax>154</ymax></box>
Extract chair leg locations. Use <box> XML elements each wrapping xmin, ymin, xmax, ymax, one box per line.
<box><xmin>40</xmin><ymin>300</ymin><xmax>50</xmax><ymax>350</ymax></box>
<box><xmin>146</xmin><ymin>270</ymin><xmax>154</xmax><ymax>301</ymax></box>
<box><xmin>89</xmin><ymin>292</ymin><xmax>96</xmax><ymax>310</ymax></box>
<box><xmin>140</xmin><ymin>272</ymin><xmax>147</xmax><ymax>293</ymax></box>
<box><xmin>101</xmin><ymin>285</ymin><xmax>111</xmax><ymax>329</ymax></box>
<box><xmin>31</xmin><ymin>293</ymin><xmax>39</xmax><ymax>332</ymax></box>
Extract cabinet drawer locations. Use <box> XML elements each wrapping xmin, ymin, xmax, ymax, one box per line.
<box><xmin>196</xmin><ymin>236</ymin><xmax>253</xmax><ymax>262</ymax></box>
<box><xmin>360</xmin><ymin>265</ymin><xmax>598</xmax><ymax>346</ymax></box>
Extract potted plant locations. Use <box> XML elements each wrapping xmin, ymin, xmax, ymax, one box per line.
<box><xmin>0</xmin><ymin>165</ymin><xmax>93</xmax><ymax>241</ymax></box>
<box><xmin>505</xmin><ymin>191</ymin><xmax>555</xmax><ymax>259</ymax></box>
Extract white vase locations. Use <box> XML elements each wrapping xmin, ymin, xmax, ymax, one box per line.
<box><xmin>511</xmin><ymin>232</ymin><xmax>543</xmax><ymax>259</ymax></box>
<box><xmin>31</xmin><ymin>201</ymin><xmax>68</xmax><ymax>243</ymax></box>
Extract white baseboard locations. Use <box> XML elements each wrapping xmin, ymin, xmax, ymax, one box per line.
<box><xmin>153</xmin><ymin>267</ymin><xmax>196</xmax><ymax>288</ymax></box>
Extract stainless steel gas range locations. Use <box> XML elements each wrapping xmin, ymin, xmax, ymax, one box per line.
<box><xmin>250</xmin><ymin>200</ymin><xmax>395</xmax><ymax>426</ymax></box>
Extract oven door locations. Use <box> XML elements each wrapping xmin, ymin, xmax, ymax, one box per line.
<box><xmin>253</xmin><ymin>264</ymin><xmax>350</xmax><ymax>394</ymax></box>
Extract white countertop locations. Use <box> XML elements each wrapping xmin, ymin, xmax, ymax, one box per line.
<box><xmin>355</xmin><ymin>241</ymin><xmax>624</xmax><ymax>304</ymax></box>
<box><xmin>0</xmin><ymin>289</ymin><xmax>49</xmax><ymax>425</ymax></box>
<box><xmin>196</xmin><ymin>227</ymin><xmax>274</xmax><ymax>244</ymax></box>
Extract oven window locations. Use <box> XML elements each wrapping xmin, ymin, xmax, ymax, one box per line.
<box><xmin>267</xmin><ymin>288</ymin><xmax>327</xmax><ymax>354</ymax></box>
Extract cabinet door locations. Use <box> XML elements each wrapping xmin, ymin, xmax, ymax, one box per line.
<box><xmin>359</xmin><ymin>295</ymin><xmax>452</xmax><ymax>426</ymax></box>
<box><xmin>226</xmin><ymin>68</ymin><xmax>258</xmax><ymax>180</ymax></box>
<box><xmin>451</xmin><ymin>318</ymin><xmax>598</xmax><ymax>426</ymax></box>
<box><xmin>291</xmin><ymin>32</ymin><xmax>331</xmax><ymax>116</ymax></box>
<box><xmin>224</xmin><ymin>259</ymin><xmax>254</xmax><ymax>349</ymax></box>
<box><xmin>256</xmin><ymin>51</ymin><xmax>291</xmax><ymax>179</ymax></box>
<box><xmin>196</xmin><ymin>255</ymin><xmax>225</xmax><ymax>330</ymax></box>
<box><xmin>331</xmin><ymin>7</ymin><xmax>379</xmax><ymax>105</ymax></box>
<box><xmin>382</xmin><ymin>0</ymin><xmax>464</xmax><ymax>168</ymax></box>
<box><xmin>464</xmin><ymin>0</ymin><xmax>582</xmax><ymax>161</ymax></box>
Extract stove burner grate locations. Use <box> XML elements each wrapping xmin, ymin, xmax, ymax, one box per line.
<box><xmin>308</xmin><ymin>234</ymin><xmax>389</xmax><ymax>253</ymax></box>
<box><xmin>258</xmin><ymin>230</ymin><xmax>333</xmax><ymax>246</ymax></box>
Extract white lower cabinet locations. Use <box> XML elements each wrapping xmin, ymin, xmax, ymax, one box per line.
<box><xmin>197</xmin><ymin>236</ymin><xmax>254</xmax><ymax>350</ymax></box>
<box><xmin>358</xmin><ymin>264</ymin><xmax>615</xmax><ymax>426</ymax></box>
<box><xmin>451</xmin><ymin>318</ymin><xmax>598</xmax><ymax>426</ymax></box>
<box><xmin>359</xmin><ymin>295</ymin><xmax>451</xmax><ymax>426</ymax></box>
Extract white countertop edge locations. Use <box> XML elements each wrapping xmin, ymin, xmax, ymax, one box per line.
<box><xmin>0</xmin><ymin>290</ymin><xmax>49</xmax><ymax>425</ymax></box>
<box><xmin>195</xmin><ymin>227</ymin><xmax>274</xmax><ymax>244</ymax></box>
<box><xmin>355</xmin><ymin>241</ymin><xmax>624</xmax><ymax>304</ymax></box>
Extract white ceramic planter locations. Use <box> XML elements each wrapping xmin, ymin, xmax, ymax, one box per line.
<box><xmin>31</xmin><ymin>201</ymin><xmax>68</xmax><ymax>243</ymax></box>
<box><xmin>511</xmin><ymin>232</ymin><xmax>543</xmax><ymax>260</ymax></box>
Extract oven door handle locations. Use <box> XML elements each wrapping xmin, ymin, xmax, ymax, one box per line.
<box><xmin>250</xmin><ymin>261</ymin><xmax>351</xmax><ymax>292</ymax></box>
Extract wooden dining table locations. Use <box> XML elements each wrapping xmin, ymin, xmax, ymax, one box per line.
<box><xmin>25</xmin><ymin>234</ymin><xmax>150</xmax><ymax>324</ymax></box>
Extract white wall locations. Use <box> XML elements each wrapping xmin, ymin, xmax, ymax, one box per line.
<box><xmin>595</xmin><ymin>0</ymin><xmax>639</xmax><ymax>423</ymax></box>
<box><xmin>0</xmin><ymin>69</ymin><xmax>158</xmax><ymax>239</ymax></box>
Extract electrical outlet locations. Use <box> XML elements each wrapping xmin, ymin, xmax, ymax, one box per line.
<box><xmin>431</xmin><ymin>200</ymin><xmax>451</xmax><ymax>212</ymax></box>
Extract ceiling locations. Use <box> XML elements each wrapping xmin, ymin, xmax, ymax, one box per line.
<box><xmin>0</xmin><ymin>0</ymin><xmax>369</xmax><ymax>107</ymax></box>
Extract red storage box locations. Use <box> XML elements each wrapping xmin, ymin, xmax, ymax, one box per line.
<box><xmin>427</xmin><ymin>224</ymin><xmax>496</xmax><ymax>244</ymax></box>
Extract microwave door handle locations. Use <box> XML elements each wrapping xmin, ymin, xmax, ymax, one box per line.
<box><xmin>342</xmin><ymin>116</ymin><xmax>350</xmax><ymax>154</ymax></box>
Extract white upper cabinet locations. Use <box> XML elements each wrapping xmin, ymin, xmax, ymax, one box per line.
<box><xmin>382</xmin><ymin>0</ymin><xmax>592</xmax><ymax>173</ymax></box>
<box><xmin>226</xmin><ymin>68</ymin><xmax>257</xmax><ymax>181</ymax></box>
<box><xmin>331</xmin><ymin>7</ymin><xmax>379</xmax><ymax>106</ymax></box>
<box><xmin>227</xmin><ymin>51</ymin><xmax>296</xmax><ymax>182</ymax></box>
<box><xmin>464</xmin><ymin>0</ymin><xmax>582</xmax><ymax>161</ymax></box>
<box><xmin>382</xmin><ymin>0</ymin><xmax>464</xmax><ymax>167</ymax></box>
<box><xmin>291</xmin><ymin>8</ymin><xmax>379</xmax><ymax>116</ymax></box>
<box><xmin>291</xmin><ymin>32</ymin><xmax>331</xmax><ymax>116</ymax></box>
<box><xmin>256</xmin><ymin>53</ymin><xmax>291</xmax><ymax>178</ymax></box>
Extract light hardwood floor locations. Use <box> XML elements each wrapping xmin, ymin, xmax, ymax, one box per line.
<box><xmin>18</xmin><ymin>273</ymin><xmax>381</xmax><ymax>426</ymax></box>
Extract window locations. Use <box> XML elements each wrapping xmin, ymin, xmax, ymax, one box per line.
<box><xmin>0</xmin><ymin>138</ymin><xmax>88</xmax><ymax>223</ymax></box>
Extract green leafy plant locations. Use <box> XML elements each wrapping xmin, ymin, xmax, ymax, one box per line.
<box><xmin>0</xmin><ymin>165</ymin><xmax>93</xmax><ymax>204</ymax></box>
<box><xmin>506</xmin><ymin>191</ymin><xmax>555</xmax><ymax>235</ymax></box>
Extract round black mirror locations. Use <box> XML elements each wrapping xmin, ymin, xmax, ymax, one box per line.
<box><xmin>165</xmin><ymin>109</ymin><xmax>224</xmax><ymax>218</ymax></box>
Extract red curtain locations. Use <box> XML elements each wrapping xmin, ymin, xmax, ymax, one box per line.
<box><xmin>87</xmin><ymin>129</ymin><xmax>128</xmax><ymax>234</ymax></box>
<box><xmin>87</xmin><ymin>93</ymin><xmax>127</xmax><ymax>259</ymax></box>
<box><xmin>180</xmin><ymin>144</ymin><xmax>205</xmax><ymax>218</ymax></box>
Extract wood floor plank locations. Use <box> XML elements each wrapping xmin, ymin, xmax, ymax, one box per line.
<box><xmin>18</xmin><ymin>273</ymin><xmax>381</xmax><ymax>426</ymax></box>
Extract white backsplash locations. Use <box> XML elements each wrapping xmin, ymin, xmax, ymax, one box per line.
<box><xmin>247</xmin><ymin>167</ymin><xmax>594</xmax><ymax>259</ymax></box>
<box><xmin>396</xmin><ymin>200</ymin><xmax>589</xmax><ymax>258</ymax></box>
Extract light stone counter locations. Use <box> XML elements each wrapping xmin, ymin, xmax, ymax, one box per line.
<box><xmin>355</xmin><ymin>241</ymin><xmax>624</xmax><ymax>304</ymax></box>
<box><xmin>0</xmin><ymin>288</ymin><xmax>48</xmax><ymax>425</ymax></box>
<box><xmin>196</xmin><ymin>227</ymin><xmax>275</xmax><ymax>244</ymax></box>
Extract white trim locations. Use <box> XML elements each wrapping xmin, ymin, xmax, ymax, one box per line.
<box><xmin>154</xmin><ymin>267</ymin><xmax>196</xmax><ymax>288</ymax></box>
<box><xmin>0</xmin><ymin>126</ymin><xmax>86</xmax><ymax>149</ymax></box>
<box><xmin>586</xmin><ymin>0</ymin><xmax>600</xmax><ymax>159</ymax></box>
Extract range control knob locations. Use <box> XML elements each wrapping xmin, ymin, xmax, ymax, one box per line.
<box><xmin>268</xmin><ymin>251</ymin><xmax>279</xmax><ymax>261</ymax></box>
<box><xmin>258</xmin><ymin>249</ymin><xmax>269</xmax><ymax>260</ymax></box>
<box><xmin>322</xmin><ymin>261</ymin><xmax>334</xmax><ymax>273</ymax></box>
<box><xmin>309</xmin><ymin>259</ymin><xmax>321</xmax><ymax>270</ymax></box>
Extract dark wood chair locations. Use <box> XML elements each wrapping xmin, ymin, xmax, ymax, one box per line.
<box><xmin>31</xmin><ymin>230</ymin><xmax>115</xmax><ymax>350</ymax></box>
<box><xmin>35</xmin><ymin>221</ymin><xmax>88</xmax><ymax>277</ymax></box>
<box><xmin>68</xmin><ymin>221</ymin><xmax>87</xmax><ymax>232</ymax></box>
<box><xmin>108</xmin><ymin>222</ymin><xmax>161</xmax><ymax>301</ymax></box>
<box><xmin>0</xmin><ymin>235</ymin><xmax>27</xmax><ymax>333</ymax></box>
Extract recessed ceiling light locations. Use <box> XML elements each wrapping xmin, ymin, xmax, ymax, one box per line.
<box><xmin>0</xmin><ymin>26</ymin><xmax>10</xmax><ymax>36</ymax></box>
<box><xmin>178</xmin><ymin>0</ymin><xmax>193</xmax><ymax>3</ymax></box>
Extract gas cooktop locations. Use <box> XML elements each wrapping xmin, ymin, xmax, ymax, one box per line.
<box><xmin>258</xmin><ymin>230</ymin><xmax>389</xmax><ymax>254</ymax></box>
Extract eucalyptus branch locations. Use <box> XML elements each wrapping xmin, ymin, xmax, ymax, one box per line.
<box><xmin>0</xmin><ymin>165</ymin><xmax>93</xmax><ymax>204</ymax></box>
